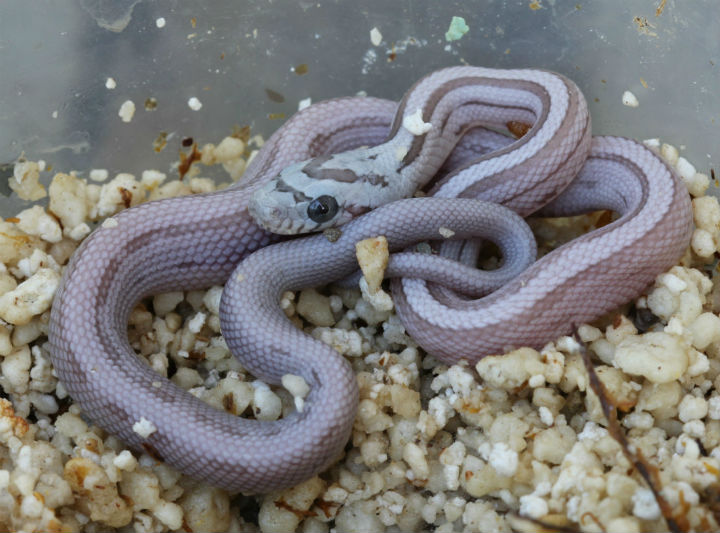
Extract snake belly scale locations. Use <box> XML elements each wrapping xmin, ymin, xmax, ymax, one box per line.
<box><xmin>48</xmin><ymin>66</ymin><xmax>692</xmax><ymax>492</ymax></box>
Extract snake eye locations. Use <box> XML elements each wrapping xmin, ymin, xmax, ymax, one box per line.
<box><xmin>307</xmin><ymin>195</ymin><xmax>339</xmax><ymax>224</ymax></box>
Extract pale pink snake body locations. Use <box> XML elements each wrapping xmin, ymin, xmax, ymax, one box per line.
<box><xmin>48</xmin><ymin>66</ymin><xmax>693</xmax><ymax>492</ymax></box>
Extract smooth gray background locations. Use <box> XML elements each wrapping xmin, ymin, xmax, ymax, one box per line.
<box><xmin>1</xmin><ymin>0</ymin><xmax>718</xmax><ymax>214</ymax></box>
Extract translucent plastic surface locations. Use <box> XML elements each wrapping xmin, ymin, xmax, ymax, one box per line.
<box><xmin>1</xmin><ymin>0</ymin><xmax>718</xmax><ymax>215</ymax></box>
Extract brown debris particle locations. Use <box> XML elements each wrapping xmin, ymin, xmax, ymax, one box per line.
<box><xmin>315</xmin><ymin>499</ymin><xmax>337</xmax><ymax>518</ymax></box>
<box><xmin>656</xmin><ymin>0</ymin><xmax>667</xmax><ymax>16</ymax></box>
<box><xmin>141</xmin><ymin>442</ymin><xmax>164</xmax><ymax>462</ymax></box>
<box><xmin>405</xmin><ymin>476</ymin><xmax>428</xmax><ymax>488</ymax></box>
<box><xmin>232</xmin><ymin>125</ymin><xmax>251</xmax><ymax>144</ymax></box>
<box><xmin>265</xmin><ymin>88</ymin><xmax>286</xmax><ymax>103</ymax></box>
<box><xmin>153</xmin><ymin>131</ymin><xmax>168</xmax><ymax>153</ymax></box>
<box><xmin>507</xmin><ymin>121</ymin><xmax>533</xmax><ymax>138</ymax></box>
<box><xmin>612</xmin><ymin>314</ymin><xmax>624</xmax><ymax>328</ymax></box>
<box><xmin>144</xmin><ymin>97</ymin><xmax>158</xmax><ymax>110</ymax></box>
<box><xmin>178</xmin><ymin>143</ymin><xmax>202</xmax><ymax>179</ymax></box>
<box><xmin>274</xmin><ymin>499</ymin><xmax>317</xmax><ymax>519</ymax></box>
<box><xmin>118</xmin><ymin>187</ymin><xmax>133</xmax><ymax>208</ymax></box>
<box><xmin>633</xmin><ymin>16</ymin><xmax>658</xmax><ymax>37</ymax></box>
<box><xmin>294</xmin><ymin>63</ymin><xmax>309</xmax><ymax>75</ymax></box>
<box><xmin>704</xmin><ymin>461</ymin><xmax>720</xmax><ymax>476</ymax></box>
<box><xmin>83</xmin><ymin>438</ymin><xmax>100</xmax><ymax>454</ymax></box>
<box><xmin>222</xmin><ymin>393</ymin><xmax>236</xmax><ymax>414</ymax></box>
<box><xmin>581</xmin><ymin>511</ymin><xmax>604</xmax><ymax>530</ymax></box>
<box><xmin>188</xmin><ymin>350</ymin><xmax>206</xmax><ymax>360</ymax></box>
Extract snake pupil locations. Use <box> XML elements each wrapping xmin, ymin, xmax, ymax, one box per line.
<box><xmin>307</xmin><ymin>195</ymin><xmax>339</xmax><ymax>224</ymax></box>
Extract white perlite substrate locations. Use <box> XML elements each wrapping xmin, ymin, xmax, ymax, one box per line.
<box><xmin>1</xmin><ymin>134</ymin><xmax>719</xmax><ymax>532</ymax></box>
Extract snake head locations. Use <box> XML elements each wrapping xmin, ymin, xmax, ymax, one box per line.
<box><xmin>248</xmin><ymin>159</ymin><xmax>359</xmax><ymax>234</ymax></box>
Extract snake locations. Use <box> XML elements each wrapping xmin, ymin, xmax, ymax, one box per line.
<box><xmin>48</xmin><ymin>66</ymin><xmax>693</xmax><ymax>493</ymax></box>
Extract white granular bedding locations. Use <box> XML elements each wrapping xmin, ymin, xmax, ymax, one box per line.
<box><xmin>0</xmin><ymin>133</ymin><xmax>718</xmax><ymax>533</ymax></box>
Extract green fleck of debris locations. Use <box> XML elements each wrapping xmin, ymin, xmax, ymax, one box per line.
<box><xmin>445</xmin><ymin>16</ymin><xmax>469</xmax><ymax>42</ymax></box>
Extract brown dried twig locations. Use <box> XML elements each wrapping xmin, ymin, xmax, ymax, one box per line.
<box><xmin>573</xmin><ymin>328</ymin><xmax>685</xmax><ymax>533</ymax></box>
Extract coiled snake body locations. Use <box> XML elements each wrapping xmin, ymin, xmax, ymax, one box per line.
<box><xmin>48</xmin><ymin>67</ymin><xmax>692</xmax><ymax>492</ymax></box>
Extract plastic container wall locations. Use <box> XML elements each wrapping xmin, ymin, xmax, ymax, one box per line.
<box><xmin>1</xmin><ymin>0</ymin><xmax>718</xmax><ymax>215</ymax></box>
